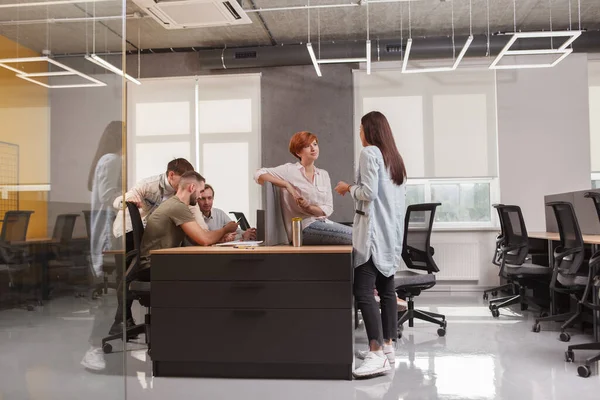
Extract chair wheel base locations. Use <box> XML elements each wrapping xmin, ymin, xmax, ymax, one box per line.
<box><xmin>532</xmin><ymin>323</ymin><xmax>541</xmax><ymax>333</ymax></box>
<box><xmin>437</xmin><ymin>328</ymin><xmax>446</xmax><ymax>337</ymax></box>
<box><xmin>491</xmin><ymin>291</ymin><xmax>498</xmax><ymax>297</ymax></box>
<box><xmin>483</xmin><ymin>293</ymin><xmax>489</xmax><ymax>301</ymax></box>
<box><xmin>491</xmin><ymin>307</ymin><xmax>500</xmax><ymax>318</ymax></box>
<box><xmin>578</xmin><ymin>365</ymin><xmax>592</xmax><ymax>378</ymax></box>
<box><xmin>559</xmin><ymin>332</ymin><xmax>571</xmax><ymax>342</ymax></box>
<box><xmin>102</xmin><ymin>343</ymin><xmax>113</xmax><ymax>354</ymax></box>
<box><xmin>565</xmin><ymin>350</ymin><xmax>574</xmax><ymax>362</ymax></box>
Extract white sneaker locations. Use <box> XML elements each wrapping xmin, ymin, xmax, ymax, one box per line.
<box><xmin>353</xmin><ymin>351</ymin><xmax>391</xmax><ymax>378</ymax></box>
<box><xmin>356</xmin><ymin>344</ymin><xmax>396</xmax><ymax>365</ymax></box>
<box><xmin>81</xmin><ymin>346</ymin><xmax>106</xmax><ymax>371</ymax></box>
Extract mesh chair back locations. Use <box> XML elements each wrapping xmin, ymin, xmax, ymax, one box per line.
<box><xmin>402</xmin><ymin>203</ymin><xmax>441</xmax><ymax>273</ymax></box>
<box><xmin>584</xmin><ymin>192</ymin><xmax>600</xmax><ymax>223</ymax></box>
<box><xmin>1</xmin><ymin>210</ymin><xmax>34</xmax><ymax>242</ymax></box>
<box><xmin>492</xmin><ymin>204</ymin><xmax>506</xmax><ymax>265</ymax></box>
<box><xmin>82</xmin><ymin>210</ymin><xmax>91</xmax><ymax>238</ymax></box>
<box><xmin>497</xmin><ymin>205</ymin><xmax>530</xmax><ymax>265</ymax></box>
<box><xmin>125</xmin><ymin>202</ymin><xmax>145</xmax><ymax>277</ymax></box>
<box><xmin>547</xmin><ymin>201</ymin><xmax>585</xmax><ymax>276</ymax></box>
<box><xmin>52</xmin><ymin>214</ymin><xmax>79</xmax><ymax>244</ymax></box>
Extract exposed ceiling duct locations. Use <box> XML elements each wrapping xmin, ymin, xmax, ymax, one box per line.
<box><xmin>197</xmin><ymin>30</ymin><xmax>600</xmax><ymax>70</ymax></box>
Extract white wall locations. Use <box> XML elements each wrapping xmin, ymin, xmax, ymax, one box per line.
<box><xmin>496</xmin><ymin>54</ymin><xmax>592</xmax><ymax>232</ymax></box>
<box><xmin>49</xmin><ymin>73</ymin><xmax>122</xmax><ymax>236</ymax></box>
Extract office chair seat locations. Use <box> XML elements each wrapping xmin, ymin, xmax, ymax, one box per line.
<box><xmin>130</xmin><ymin>280</ymin><xmax>151</xmax><ymax>308</ymax></box>
<box><xmin>395</xmin><ymin>273</ymin><xmax>436</xmax><ymax>288</ymax></box>
<box><xmin>505</xmin><ymin>263</ymin><xmax>550</xmax><ymax>276</ymax></box>
<box><xmin>129</xmin><ymin>281</ymin><xmax>150</xmax><ymax>294</ymax></box>
<box><xmin>0</xmin><ymin>264</ymin><xmax>29</xmax><ymax>273</ymax></box>
<box><xmin>557</xmin><ymin>274</ymin><xmax>589</xmax><ymax>287</ymax></box>
<box><xmin>130</xmin><ymin>280</ymin><xmax>151</xmax><ymax>293</ymax></box>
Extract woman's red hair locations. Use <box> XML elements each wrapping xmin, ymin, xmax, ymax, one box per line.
<box><xmin>289</xmin><ymin>131</ymin><xmax>318</xmax><ymax>160</ymax></box>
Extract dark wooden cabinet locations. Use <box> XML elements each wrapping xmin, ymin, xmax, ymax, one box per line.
<box><xmin>150</xmin><ymin>246</ymin><xmax>354</xmax><ymax>380</ymax></box>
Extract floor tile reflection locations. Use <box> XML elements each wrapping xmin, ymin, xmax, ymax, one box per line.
<box><xmin>1</xmin><ymin>292</ymin><xmax>599</xmax><ymax>400</ymax></box>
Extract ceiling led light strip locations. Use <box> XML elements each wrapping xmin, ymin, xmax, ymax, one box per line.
<box><xmin>402</xmin><ymin>0</ymin><xmax>473</xmax><ymax>74</ymax></box>
<box><xmin>0</xmin><ymin>56</ymin><xmax>106</xmax><ymax>88</ymax></box>
<box><xmin>402</xmin><ymin>35</ymin><xmax>473</xmax><ymax>74</ymax></box>
<box><xmin>489</xmin><ymin>30</ymin><xmax>582</xmax><ymax>70</ymax></box>
<box><xmin>305</xmin><ymin>0</ymin><xmax>370</xmax><ymax>77</ymax></box>
<box><xmin>85</xmin><ymin>54</ymin><xmax>141</xmax><ymax>85</ymax></box>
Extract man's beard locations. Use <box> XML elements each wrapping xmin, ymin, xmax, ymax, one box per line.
<box><xmin>189</xmin><ymin>194</ymin><xmax>197</xmax><ymax>206</ymax></box>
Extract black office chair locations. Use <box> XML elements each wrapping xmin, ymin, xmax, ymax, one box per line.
<box><xmin>533</xmin><ymin>201</ymin><xmax>592</xmax><ymax>342</ymax></box>
<box><xmin>102</xmin><ymin>202</ymin><xmax>151</xmax><ymax>354</ymax></box>
<box><xmin>83</xmin><ymin>210</ymin><xmax>118</xmax><ymax>297</ymax></box>
<box><xmin>395</xmin><ymin>203</ymin><xmax>446</xmax><ymax>338</ymax></box>
<box><xmin>1</xmin><ymin>210</ymin><xmax>34</xmax><ymax>242</ymax></box>
<box><xmin>229</xmin><ymin>211</ymin><xmax>251</xmax><ymax>231</ymax></box>
<box><xmin>0</xmin><ymin>239</ymin><xmax>35</xmax><ymax>310</ymax></box>
<box><xmin>483</xmin><ymin>204</ymin><xmax>517</xmax><ymax>301</ymax></box>
<box><xmin>47</xmin><ymin>214</ymin><xmax>83</xmax><ymax>293</ymax></box>
<box><xmin>488</xmin><ymin>205</ymin><xmax>551</xmax><ymax>317</ymax></box>
<box><xmin>564</xmin><ymin>192</ymin><xmax>600</xmax><ymax>378</ymax></box>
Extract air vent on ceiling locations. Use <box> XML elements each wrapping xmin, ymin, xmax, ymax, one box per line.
<box><xmin>132</xmin><ymin>0</ymin><xmax>252</xmax><ymax>29</ymax></box>
<box><xmin>234</xmin><ymin>51</ymin><xmax>257</xmax><ymax>59</ymax></box>
<box><xmin>386</xmin><ymin>44</ymin><xmax>403</xmax><ymax>53</ymax></box>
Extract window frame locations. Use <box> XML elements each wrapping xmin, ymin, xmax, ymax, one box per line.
<box><xmin>405</xmin><ymin>177</ymin><xmax>500</xmax><ymax>230</ymax></box>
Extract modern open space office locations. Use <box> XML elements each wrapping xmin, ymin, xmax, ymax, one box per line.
<box><xmin>1</xmin><ymin>0</ymin><xmax>600</xmax><ymax>399</ymax></box>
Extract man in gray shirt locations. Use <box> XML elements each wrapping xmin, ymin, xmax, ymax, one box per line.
<box><xmin>198</xmin><ymin>184</ymin><xmax>257</xmax><ymax>241</ymax></box>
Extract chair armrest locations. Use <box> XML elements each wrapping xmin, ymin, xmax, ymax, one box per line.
<box><xmin>554</xmin><ymin>246</ymin><xmax>583</xmax><ymax>262</ymax></box>
<box><xmin>500</xmin><ymin>244</ymin><xmax>526</xmax><ymax>254</ymax></box>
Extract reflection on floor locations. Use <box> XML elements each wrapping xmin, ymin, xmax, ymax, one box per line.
<box><xmin>1</xmin><ymin>292</ymin><xmax>599</xmax><ymax>400</ymax></box>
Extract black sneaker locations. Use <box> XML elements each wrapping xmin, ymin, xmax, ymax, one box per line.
<box><xmin>108</xmin><ymin>318</ymin><xmax>139</xmax><ymax>338</ymax></box>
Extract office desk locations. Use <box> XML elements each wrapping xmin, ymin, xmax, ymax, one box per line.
<box><xmin>11</xmin><ymin>237</ymin><xmax>88</xmax><ymax>300</ymax></box>
<box><xmin>529</xmin><ymin>232</ymin><xmax>600</xmax><ymax>342</ymax></box>
<box><xmin>150</xmin><ymin>245</ymin><xmax>354</xmax><ymax>380</ymax></box>
<box><xmin>529</xmin><ymin>232</ymin><xmax>600</xmax><ymax>245</ymax></box>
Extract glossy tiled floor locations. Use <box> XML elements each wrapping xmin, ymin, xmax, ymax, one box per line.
<box><xmin>1</xmin><ymin>291</ymin><xmax>599</xmax><ymax>400</ymax></box>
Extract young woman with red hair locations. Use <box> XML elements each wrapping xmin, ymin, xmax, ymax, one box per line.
<box><xmin>254</xmin><ymin>131</ymin><xmax>352</xmax><ymax>245</ymax></box>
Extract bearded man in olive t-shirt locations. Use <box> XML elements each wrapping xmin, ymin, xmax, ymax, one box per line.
<box><xmin>110</xmin><ymin>170</ymin><xmax>238</xmax><ymax>336</ymax></box>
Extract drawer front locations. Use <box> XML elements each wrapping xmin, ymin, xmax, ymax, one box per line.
<box><xmin>152</xmin><ymin>281</ymin><xmax>351</xmax><ymax>309</ymax></box>
<box><xmin>152</xmin><ymin>253</ymin><xmax>352</xmax><ymax>281</ymax></box>
<box><xmin>151</xmin><ymin>308</ymin><xmax>353</xmax><ymax>364</ymax></box>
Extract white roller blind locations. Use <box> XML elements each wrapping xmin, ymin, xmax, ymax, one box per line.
<box><xmin>589</xmin><ymin>61</ymin><xmax>600</xmax><ymax>173</ymax></box>
<box><xmin>128</xmin><ymin>77</ymin><xmax>196</xmax><ymax>184</ymax></box>
<box><xmin>196</xmin><ymin>74</ymin><xmax>261</xmax><ymax>226</ymax></box>
<box><xmin>354</xmin><ymin>67</ymin><xmax>498</xmax><ymax>178</ymax></box>
<box><xmin>127</xmin><ymin>74</ymin><xmax>262</xmax><ymax>226</ymax></box>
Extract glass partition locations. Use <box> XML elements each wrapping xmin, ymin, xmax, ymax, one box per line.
<box><xmin>0</xmin><ymin>1</ymin><xmax>128</xmax><ymax>398</ymax></box>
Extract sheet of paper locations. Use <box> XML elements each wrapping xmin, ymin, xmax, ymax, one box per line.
<box><xmin>215</xmin><ymin>240</ymin><xmax>264</xmax><ymax>247</ymax></box>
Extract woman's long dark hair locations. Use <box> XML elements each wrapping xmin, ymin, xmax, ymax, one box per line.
<box><xmin>361</xmin><ymin>111</ymin><xmax>407</xmax><ymax>185</ymax></box>
<box><xmin>87</xmin><ymin>121</ymin><xmax>123</xmax><ymax>191</ymax></box>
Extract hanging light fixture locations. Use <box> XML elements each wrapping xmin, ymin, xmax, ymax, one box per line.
<box><xmin>489</xmin><ymin>0</ymin><xmax>582</xmax><ymax>69</ymax></box>
<box><xmin>0</xmin><ymin>3</ymin><xmax>106</xmax><ymax>88</ymax></box>
<box><xmin>84</xmin><ymin>0</ymin><xmax>141</xmax><ymax>84</ymax></box>
<box><xmin>402</xmin><ymin>0</ymin><xmax>473</xmax><ymax>74</ymax></box>
<box><xmin>305</xmin><ymin>0</ymin><xmax>371</xmax><ymax>77</ymax></box>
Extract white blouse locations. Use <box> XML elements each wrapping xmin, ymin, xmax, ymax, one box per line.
<box><xmin>254</xmin><ymin>162</ymin><xmax>334</xmax><ymax>239</ymax></box>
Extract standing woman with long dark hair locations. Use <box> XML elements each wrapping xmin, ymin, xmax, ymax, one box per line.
<box><xmin>335</xmin><ymin>111</ymin><xmax>407</xmax><ymax>378</ymax></box>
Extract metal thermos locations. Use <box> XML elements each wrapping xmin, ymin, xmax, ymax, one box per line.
<box><xmin>292</xmin><ymin>217</ymin><xmax>303</xmax><ymax>247</ymax></box>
